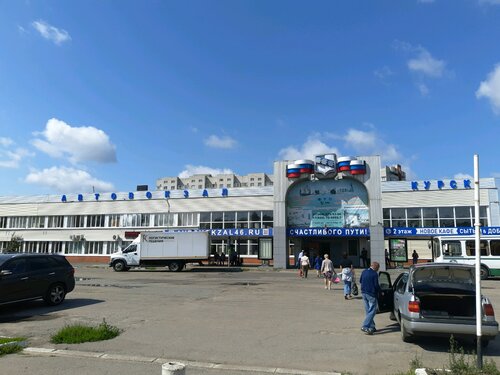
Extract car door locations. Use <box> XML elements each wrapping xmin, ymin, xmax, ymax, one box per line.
<box><xmin>393</xmin><ymin>272</ymin><xmax>409</xmax><ymax>318</ymax></box>
<box><xmin>377</xmin><ymin>271</ymin><xmax>394</xmax><ymax>313</ymax></box>
<box><xmin>25</xmin><ymin>256</ymin><xmax>56</xmax><ymax>298</ymax></box>
<box><xmin>0</xmin><ymin>257</ymin><xmax>30</xmax><ymax>303</ymax></box>
<box><xmin>123</xmin><ymin>244</ymin><xmax>140</xmax><ymax>266</ymax></box>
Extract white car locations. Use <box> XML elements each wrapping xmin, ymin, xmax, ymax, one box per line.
<box><xmin>378</xmin><ymin>263</ymin><xmax>499</xmax><ymax>345</ymax></box>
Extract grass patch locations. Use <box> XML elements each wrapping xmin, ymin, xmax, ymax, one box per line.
<box><xmin>0</xmin><ymin>337</ymin><xmax>26</xmax><ymax>357</ymax></box>
<box><xmin>0</xmin><ymin>343</ymin><xmax>23</xmax><ymax>356</ymax></box>
<box><xmin>51</xmin><ymin>319</ymin><xmax>121</xmax><ymax>344</ymax></box>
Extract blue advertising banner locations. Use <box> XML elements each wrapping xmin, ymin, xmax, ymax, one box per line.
<box><xmin>210</xmin><ymin>228</ymin><xmax>273</xmax><ymax>237</ymax></box>
<box><xmin>384</xmin><ymin>227</ymin><xmax>500</xmax><ymax>236</ymax></box>
<box><xmin>288</xmin><ymin>227</ymin><xmax>370</xmax><ymax>237</ymax></box>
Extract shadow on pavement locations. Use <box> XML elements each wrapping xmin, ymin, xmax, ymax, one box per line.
<box><xmin>0</xmin><ymin>298</ymin><xmax>104</xmax><ymax>323</ymax></box>
<box><xmin>410</xmin><ymin>335</ymin><xmax>500</xmax><ymax>356</ymax></box>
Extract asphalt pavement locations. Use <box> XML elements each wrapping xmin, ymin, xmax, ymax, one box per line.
<box><xmin>0</xmin><ymin>264</ymin><xmax>499</xmax><ymax>375</ymax></box>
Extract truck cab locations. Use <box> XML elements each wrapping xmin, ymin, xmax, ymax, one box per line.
<box><xmin>109</xmin><ymin>238</ymin><xmax>140</xmax><ymax>271</ymax></box>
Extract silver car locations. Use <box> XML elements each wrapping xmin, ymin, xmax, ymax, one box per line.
<box><xmin>378</xmin><ymin>263</ymin><xmax>499</xmax><ymax>345</ymax></box>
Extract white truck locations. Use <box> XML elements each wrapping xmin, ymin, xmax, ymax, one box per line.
<box><xmin>109</xmin><ymin>231</ymin><xmax>210</xmax><ymax>272</ymax></box>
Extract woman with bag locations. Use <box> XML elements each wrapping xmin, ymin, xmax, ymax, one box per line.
<box><xmin>340</xmin><ymin>252</ymin><xmax>354</xmax><ymax>300</ymax></box>
<box><xmin>320</xmin><ymin>254</ymin><xmax>334</xmax><ymax>290</ymax></box>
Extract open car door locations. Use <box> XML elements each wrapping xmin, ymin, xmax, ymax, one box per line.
<box><xmin>377</xmin><ymin>271</ymin><xmax>394</xmax><ymax>313</ymax></box>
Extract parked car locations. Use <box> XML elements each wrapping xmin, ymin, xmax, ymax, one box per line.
<box><xmin>378</xmin><ymin>263</ymin><xmax>499</xmax><ymax>345</ymax></box>
<box><xmin>0</xmin><ymin>253</ymin><xmax>75</xmax><ymax>306</ymax></box>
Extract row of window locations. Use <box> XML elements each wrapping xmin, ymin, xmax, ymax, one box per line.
<box><xmin>200</xmin><ymin>211</ymin><xmax>273</xmax><ymax>229</ymax></box>
<box><xmin>383</xmin><ymin>206</ymin><xmax>488</xmax><ymax>228</ymax></box>
<box><xmin>0</xmin><ymin>239</ymin><xmax>261</xmax><ymax>256</ymax></box>
<box><xmin>0</xmin><ymin>241</ymin><xmax>130</xmax><ymax>255</ymax></box>
<box><xmin>0</xmin><ymin>211</ymin><xmax>274</xmax><ymax>230</ymax></box>
<box><xmin>441</xmin><ymin>240</ymin><xmax>500</xmax><ymax>257</ymax></box>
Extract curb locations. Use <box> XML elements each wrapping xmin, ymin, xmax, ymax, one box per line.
<box><xmin>22</xmin><ymin>347</ymin><xmax>341</xmax><ymax>375</ymax></box>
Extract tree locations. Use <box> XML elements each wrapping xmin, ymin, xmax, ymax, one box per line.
<box><xmin>6</xmin><ymin>233</ymin><xmax>23</xmax><ymax>253</ymax></box>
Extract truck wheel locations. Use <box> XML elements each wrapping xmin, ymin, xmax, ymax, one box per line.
<box><xmin>480</xmin><ymin>265</ymin><xmax>489</xmax><ymax>280</ymax></box>
<box><xmin>168</xmin><ymin>262</ymin><xmax>183</xmax><ymax>272</ymax></box>
<box><xmin>113</xmin><ymin>260</ymin><xmax>127</xmax><ymax>272</ymax></box>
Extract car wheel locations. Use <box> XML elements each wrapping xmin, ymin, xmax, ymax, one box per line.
<box><xmin>480</xmin><ymin>265</ymin><xmax>489</xmax><ymax>280</ymax></box>
<box><xmin>400</xmin><ymin>317</ymin><xmax>413</xmax><ymax>343</ymax></box>
<box><xmin>44</xmin><ymin>283</ymin><xmax>66</xmax><ymax>306</ymax></box>
<box><xmin>168</xmin><ymin>262</ymin><xmax>183</xmax><ymax>272</ymax></box>
<box><xmin>113</xmin><ymin>260</ymin><xmax>126</xmax><ymax>272</ymax></box>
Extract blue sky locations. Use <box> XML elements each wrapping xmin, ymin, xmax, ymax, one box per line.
<box><xmin>1</xmin><ymin>0</ymin><xmax>500</xmax><ymax>196</ymax></box>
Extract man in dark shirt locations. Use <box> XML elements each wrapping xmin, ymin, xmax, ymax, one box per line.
<box><xmin>360</xmin><ymin>248</ymin><xmax>368</xmax><ymax>268</ymax></box>
<box><xmin>359</xmin><ymin>261</ymin><xmax>381</xmax><ymax>335</ymax></box>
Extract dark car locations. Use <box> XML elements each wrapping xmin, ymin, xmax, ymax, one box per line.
<box><xmin>0</xmin><ymin>253</ymin><xmax>75</xmax><ymax>306</ymax></box>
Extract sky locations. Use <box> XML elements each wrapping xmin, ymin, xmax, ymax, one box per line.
<box><xmin>1</xmin><ymin>0</ymin><xmax>500</xmax><ymax>196</ymax></box>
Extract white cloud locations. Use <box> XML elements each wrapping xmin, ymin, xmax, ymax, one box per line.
<box><xmin>0</xmin><ymin>148</ymin><xmax>33</xmax><ymax>168</ymax></box>
<box><xmin>32</xmin><ymin>20</ymin><xmax>71</xmax><ymax>45</ymax></box>
<box><xmin>25</xmin><ymin>166</ymin><xmax>114</xmax><ymax>193</ymax></box>
<box><xmin>204</xmin><ymin>135</ymin><xmax>237</xmax><ymax>149</ymax></box>
<box><xmin>31</xmin><ymin>118</ymin><xmax>117</xmax><ymax>164</ymax></box>
<box><xmin>408</xmin><ymin>49</ymin><xmax>446</xmax><ymax>78</ymax></box>
<box><xmin>0</xmin><ymin>137</ymin><xmax>14</xmax><ymax>147</ymax></box>
<box><xmin>178</xmin><ymin>165</ymin><xmax>234</xmax><ymax>178</ymax></box>
<box><xmin>476</xmin><ymin>64</ymin><xmax>500</xmax><ymax>114</ymax></box>
<box><xmin>417</xmin><ymin>83</ymin><xmax>429</xmax><ymax>96</ymax></box>
<box><xmin>374</xmin><ymin>66</ymin><xmax>395</xmax><ymax>83</ymax></box>
<box><xmin>341</xmin><ymin>128</ymin><xmax>403</xmax><ymax>164</ymax></box>
<box><xmin>454</xmin><ymin>173</ymin><xmax>473</xmax><ymax>180</ymax></box>
<box><xmin>278</xmin><ymin>135</ymin><xmax>339</xmax><ymax>161</ymax></box>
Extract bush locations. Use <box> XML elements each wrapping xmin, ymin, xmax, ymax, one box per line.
<box><xmin>51</xmin><ymin>319</ymin><xmax>121</xmax><ymax>344</ymax></box>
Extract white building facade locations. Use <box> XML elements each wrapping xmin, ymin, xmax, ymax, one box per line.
<box><xmin>0</xmin><ymin>155</ymin><xmax>499</xmax><ymax>269</ymax></box>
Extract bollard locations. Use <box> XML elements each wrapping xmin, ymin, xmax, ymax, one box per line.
<box><xmin>162</xmin><ymin>362</ymin><xmax>186</xmax><ymax>375</ymax></box>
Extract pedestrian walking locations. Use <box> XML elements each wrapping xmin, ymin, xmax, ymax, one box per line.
<box><xmin>300</xmin><ymin>252</ymin><xmax>310</xmax><ymax>278</ymax></box>
<box><xmin>297</xmin><ymin>249</ymin><xmax>304</xmax><ymax>277</ymax></box>
<box><xmin>412</xmin><ymin>250</ymin><xmax>419</xmax><ymax>265</ymax></box>
<box><xmin>320</xmin><ymin>254</ymin><xmax>334</xmax><ymax>290</ymax></box>
<box><xmin>360</xmin><ymin>261</ymin><xmax>381</xmax><ymax>335</ymax></box>
<box><xmin>340</xmin><ymin>252</ymin><xmax>354</xmax><ymax>299</ymax></box>
<box><xmin>314</xmin><ymin>254</ymin><xmax>322</xmax><ymax>277</ymax></box>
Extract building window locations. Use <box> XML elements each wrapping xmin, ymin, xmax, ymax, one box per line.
<box><xmin>67</xmin><ymin>215</ymin><xmax>85</xmax><ymax>228</ymax></box>
<box><xmin>85</xmin><ymin>241</ymin><xmax>104</xmax><ymax>255</ymax></box>
<box><xmin>66</xmin><ymin>241</ymin><xmax>84</xmax><ymax>254</ymax></box>
<box><xmin>87</xmin><ymin>215</ymin><xmax>105</xmax><ymax>228</ymax></box>
<box><xmin>48</xmin><ymin>216</ymin><xmax>64</xmax><ymax>228</ymax></box>
<box><xmin>0</xmin><ymin>217</ymin><xmax>7</xmax><ymax>228</ymax></box>
<box><xmin>9</xmin><ymin>217</ymin><xmax>28</xmax><ymax>229</ymax></box>
<box><xmin>154</xmin><ymin>213</ymin><xmax>174</xmax><ymax>227</ymax></box>
<box><xmin>51</xmin><ymin>242</ymin><xmax>64</xmax><ymax>253</ymax></box>
<box><xmin>109</xmin><ymin>214</ymin><xmax>121</xmax><ymax>227</ymax></box>
<box><xmin>27</xmin><ymin>216</ymin><xmax>45</xmax><ymax>229</ymax></box>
